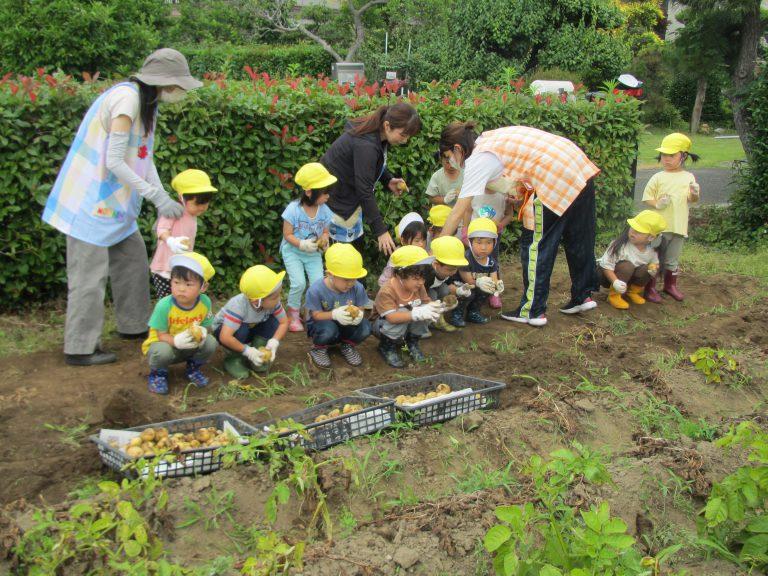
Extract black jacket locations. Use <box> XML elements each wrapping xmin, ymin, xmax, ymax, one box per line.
<box><xmin>319</xmin><ymin>124</ymin><xmax>393</xmax><ymax>236</ymax></box>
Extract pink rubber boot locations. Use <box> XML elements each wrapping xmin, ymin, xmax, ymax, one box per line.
<box><xmin>288</xmin><ymin>307</ymin><xmax>304</xmax><ymax>332</ymax></box>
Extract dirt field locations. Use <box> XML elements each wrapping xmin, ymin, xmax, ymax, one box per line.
<box><xmin>1</xmin><ymin>255</ymin><xmax>766</xmax><ymax>575</ymax></box>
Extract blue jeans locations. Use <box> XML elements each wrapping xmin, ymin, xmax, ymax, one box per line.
<box><xmin>307</xmin><ymin>319</ymin><xmax>371</xmax><ymax>347</ymax></box>
<box><xmin>280</xmin><ymin>243</ymin><xmax>324</xmax><ymax>310</ymax></box>
<box><xmin>214</xmin><ymin>316</ymin><xmax>278</xmax><ymax>351</ymax></box>
<box><xmin>514</xmin><ymin>180</ymin><xmax>598</xmax><ymax>318</ymax></box>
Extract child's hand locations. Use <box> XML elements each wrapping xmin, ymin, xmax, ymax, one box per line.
<box><xmin>265</xmin><ymin>338</ymin><xmax>280</xmax><ymax>362</ymax></box>
<box><xmin>656</xmin><ymin>195</ymin><xmax>671</xmax><ymax>209</ymax></box>
<box><xmin>173</xmin><ymin>330</ymin><xmax>197</xmax><ymax>350</ymax></box>
<box><xmin>166</xmin><ymin>236</ymin><xmax>190</xmax><ymax>254</ymax></box>
<box><xmin>299</xmin><ymin>239</ymin><xmax>319</xmax><ymax>252</ymax></box>
<box><xmin>242</xmin><ymin>345</ymin><xmax>264</xmax><ymax>367</ymax></box>
<box><xmin>612</xmin><ymin>279</ymin><xmax>627</xmax><ymax>294</ymax></box>
<box><xmin>443</xmin><ymin>189</ymin><xmax>458</xmax><ymax>205</ymax></box>
<box><xmin>494</xmin><ymin>280</ymin><xmax>505</xmax><ymax>296</ymax></box>
<box><xmin>411</xmin><ymin>303</ymin><xmax>441</xmax><ymax>323</ymax></box>
<box><xmin>648</xmin><ymin>263</ymin><xmax>659</xmax><ymax>277</ymax></box>
<box><xmin>456</xmin><ymin>284</ymin><xmax>473</xmax><ymax>298</ymax></box>
<box><xmin>476</xmin><ymin>276</ymin><xmax>496</xmax><ymax>294</ymax></box>
<box><xmin>331</xmin><ymin>306</ymin><xmax>356</xmax><ymax>325</ymax></box>
<box><xmin>688</xmin><ymin>182</ymin><xmax>700</xmax><ymax>202</ymax></box>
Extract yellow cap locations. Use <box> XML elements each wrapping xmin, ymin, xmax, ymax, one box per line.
<box><xmin>627</xmin><ymin>210</ymin><xmax>667</xmax><ymax>235</ymax></box>
<box><xmin>171</xmin><ymin>169</ymin><xmax>218</xmax><ymax>195</ymax></box>
<box><xmin>169</xmin><ymin>252</ymin><xmax>215</xmax><ymax>281</ymax></box>
<box><xmin>391</xmin><ymin>245</ymin><xmax>434</xmax><ymax>268</ymax></box>
<box><xmin>430</xmin><ymin>236</ymin><xmax>468</xmax><ymax>267</ymax></box>
<box><xmin>239</xmin><ymin>265</ymin><xmax>285</xmax><ymax>300</ymax></box>
<box><xmin>467</xmin><ymin>217</ymin><xmax>498</xmax><ymax>239</ymax></box>
<box><xmin>428</xmin><ymin>205</ymin><xmax>452</xmax><ymax>227</ymax></box>
<box><xmin>655</xmin><ymin>133</ymin><xmax>692</xmax><ymax>155</ymax></box>
<box><xmin>294</xmin><ymin>162</ymin><xmax>338</xmax><ymax>190</ymax></box>
<box><xmin>325</xmin><ymin>243</ymin><xmax>367</xmax><ymax>279</ymax></box>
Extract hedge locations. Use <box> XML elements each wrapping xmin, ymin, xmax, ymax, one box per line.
<box><xmin>0</xmin><ymin>72</ymin><xmax>642</xmax><ymax>308</ymax></box>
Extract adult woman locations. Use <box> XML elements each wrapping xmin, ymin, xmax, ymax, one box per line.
<box><xmin>319</xmin><ymin>103</ymin><xmax>421</xmax><ymax>255</ymax></box>
<box><xmin>438</xmin><ymin>122</ymin><xmax>601</xmax><ymax>327</ymax></box>
<box><xmin>42</xmin><ymin>48</ymin><xmax>203</xmax><ymax>365</ymax></box>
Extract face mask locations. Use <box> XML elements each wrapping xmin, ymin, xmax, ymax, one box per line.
<box><xmin>448</xmin><ymin>151</ymin><xmax>463</xmax><ymax>173</ymax></box>
<box><xmin>159</xmin><ymin>87</ymin><xmax>186</xmax><ymax>104</ymax></box>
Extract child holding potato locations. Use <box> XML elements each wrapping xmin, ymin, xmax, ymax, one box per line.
<box><xmin>142</xmin><ymin>252</ymin><xmax>218</xmax><ymax>395</ymax></box>
<box><xmin>150</xmin><ymin>169</ymin><xmax>218</xmax><ymax>299</ymax></box>
<box><xmin>305</xmin><ymin>243</ymin><xmax>372</xmax><ymax>368</ymax></box>
<box><xmin>212</xmin><ymin>265</ymin><xmax>289</xmax><ymax>380</ymax></box>
<box><xmin>427</xmin><ymin>235</ymin><xmax>469</xmax><ymax>333</ymax></box>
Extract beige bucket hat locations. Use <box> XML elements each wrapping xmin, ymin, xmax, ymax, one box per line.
<box><xmin>134</xmin><ymin>48</ymin><xmax>202</xmax><ymax>90</ymax></box>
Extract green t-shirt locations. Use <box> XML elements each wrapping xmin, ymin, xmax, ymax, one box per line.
<box><xmin>425</xmin><ymin>168</ymin><xmax>463</xmax><ymax>207</ymax></box>
<box><xmin>141</xmin><ymin>295</ymin><xmax>213</xmax><ymax>354</ymax></box>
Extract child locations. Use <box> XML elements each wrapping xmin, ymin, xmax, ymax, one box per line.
<box><xmin>428</xmin><ymin>236</ymin><xmax>470</xmax><ymax>332</ymax></box>
<box><xmin>597</xmin><ymin>211</ymin><xmax>667</xmax><ymax>310</ymax></box>
<box><xmin>305</xmin><ymin>243</ymin><xmax>372</xmax><ymax>368</ymax></box>
<box><xmin>372</xmin><ymin>245</ymin><xmax>444</xmax><ymax>368</ymax></box>
<box><xmin>281</xmin><ymin>162</ymin><xmax>336</xmax><ymax>332</ymax></box>
<box><xmin>142</xmin><ymin>252</ymin><xmax>218</xmax><ymax>395</ymax></box>
<box><xmin>377</xmin><ymin>212</ymin><xmax>428</xmax><ymax>287</ymax></box>
<box><xmin>642</xmin><ymin>133</ymin><xmax>700</xmax><ymax>302</ymax></box>
<box><xmin>450</xmin><ymin>218</ymin><xmax>503</xmax><ymax>327</ymax></box>
<box><xmin>426</xmin><ymin>204</ymin><xmax>452</xmax><ymax>252</ymax></box>
<box><xmin>213</xmin><ymin>265</ymin><xmax>289</xmax><ymax>379</ymax></box>
<box><xmin>425</xmin><ymin>149</ymin><xmax>464</xmax><ymax>206</ymax></box>
<box><xmin>150</xmin><ymin>169</ymin><xmax>217</xmax><ymax>299</ymax></box>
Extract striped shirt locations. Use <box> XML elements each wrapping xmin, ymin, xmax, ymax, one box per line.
<box><xmin>212</xmin><ymin>293</ymin><xmax>286</xmax><ymax>332</ymax></box>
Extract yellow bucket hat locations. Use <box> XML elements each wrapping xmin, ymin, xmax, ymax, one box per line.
<box><xmin>627</xmin><ymin>210</ymin><xmax>667</xmax><ymax>235</ymax></box>
<box><xmin>169</xmin><ymin>252</ymin><xmax>215</xmax><ymax>281</ymax></box>
<box><xmin>391</xmin><ymin>245</ymin><xmax>434</xmax><ymax>268</ymax></box>
<box><xmin>239</xmin><ymin>265</ymin><xmax>285</xmax><ymax>300</ymax></box>
<box><xmin>325</xmin><ymin>243</ymin><xmax>367</xmax><ymax>279</ymax></box>
<box><xmin>467</xmin><ymin>217</ymin><xmax>498</xmax><ymax>239</ymax></box>
<box><xmin>295</xmin><ymin>162</ymin><xmax>338</xmax><ymax>190</ymax></box>
<box><xmin>656</xmin><ymin>133</ymin><xmax>692</xmax><ymax>155</ymax></box>
<box><xmin>430</xmin><ymin>236</ymin><xmax>468</xmax><ymax>267</ymax></box>
<box><xmin>428</xmin><ymin>204</ymin><xmax>452</xmax><ymax>227</ymax></box>
<box><xmin>171</xmin><ymin>169</ymin><xmax>218</xmax><ymax>195</ymax></box>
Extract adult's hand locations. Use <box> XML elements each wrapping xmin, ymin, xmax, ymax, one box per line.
<box><xmin>377</xmin><ymin>231</ymin><xmax>396</xmax><ymax>255</ymax></box>
<box><xmin>388</xmin><ymin>178</ymin><xmax>407</xmax><ymax>197</ymax></box>
<box><xmin>439</xmin><ymin>196</ymin><xmax>471</xmax><ymax>237</ymax></box>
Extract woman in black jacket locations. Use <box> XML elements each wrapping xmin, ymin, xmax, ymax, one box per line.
<box><xmin>320</xmin><ymin>103</ymin><xmax>421</xmax><ymax>255</ymax></box>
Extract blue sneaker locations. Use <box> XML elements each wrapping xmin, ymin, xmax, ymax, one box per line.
<box><xmin>185</xmin><ymin>359</ymin><xmax>210</xmax><ymax>388</ymax></box>
<box><xmin>148</xmin><ymin>369</ymin><xmax>169</xmax><ymax>395</ymax></box>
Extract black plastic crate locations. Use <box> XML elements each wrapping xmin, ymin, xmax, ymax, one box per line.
<box><xmin>90</xmin><ymin>412</ymin><xmax>257</xmax><ymax>478</ymax></box>
<box><xmin>257</xmin><ymin>396</ymin><xmax>395</xmax><ymax>451</ymax></box>
<box><xmin>355</xmin><ymin>373</ymin><xmax>505</xmax><ymax>426</ymax></box>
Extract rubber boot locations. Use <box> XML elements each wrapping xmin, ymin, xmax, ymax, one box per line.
<box><xmin>287</xmin><ymin>307</ymin><xmax>304</xmax><ymax>332</ymax></box>
<box><xmin>148</xmin><ymin>369</ymin><xmax>169</xmax><ymax>395</ymax></box>
<box><xmin>377</xmin><ymin>336</ymin><xmax>404</xmax><ymax>368</ymax></box>
<box><xmin>663</xmin><ymin>270</ymin><xmax>684</xmax><ymax>301</ymax></box>
<box><xmin>644</xmin><ymin>277</ymin><xmax>662</xmax><ymax>304</ymax></box>
<box><xmin>433</xmin><ymin>315</ymin><xmax>457</xmax><ymax>332</ymax></box>
<box><xmin>405</xmin><ymin>333</ymin><xmax>426</xmax><ymax>363</ymax></box>
<box><xmin>448</xmin><ymin>299</ymin><xmax>468</xmax><ymax>328</ymax></box>
<box><xmin>625</xmin><ymin>284</ymin><xmax>646</xmax><ymax>305</ymax></box>
<box><xmin>185</xmin><ymin>359</ymin><xmax>210</xmax><ymax>388</ymax></box>
<box><xmin>607</xmin><ymin>287</ymin><xmax>629</xmax><ymax>310</ymax></box>
<box><xmin>466</xmin><ymin>298</ymin><xmax>489</xmax><ymax>324</ymax></box>
<box><xmin>224</xmin><ymin>353</ymin><xmax>251</xmax><ymax>380</ymax></box>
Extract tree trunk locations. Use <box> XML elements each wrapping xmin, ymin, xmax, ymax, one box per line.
<box><xmin>728</xmin><ymin>0</ymin><xmax>761</xmax><ymax>161</ymax></box>
<box><xmin>690</xmin><ymin>76</ymin><xmax>707</xmax><ymax>134</ymax></box>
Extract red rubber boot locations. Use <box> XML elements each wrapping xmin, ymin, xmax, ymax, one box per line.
<box><xmin>644</xmin><ymin>277</ymin><xmax>662</xmax><ymax>304</ymax></box>
<box><xmin>663</xmin><ymin>270</ymin><xmax>684</xmax><ymax>301</ymax></box>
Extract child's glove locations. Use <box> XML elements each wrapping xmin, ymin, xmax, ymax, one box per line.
<box><xmin>476</xmin><ymin>276</ymin><xmax>496</xmax><ymax>294</ymax></box>
<box><xmin>265</xmin><ymin>338</ymin><xmax>280</xmax><ymax>362</ymax></box>
<box><xmin>494</xmin><ymin>280</ymin><xmax>505</xmax><ymax>296</ymax></box>
<box><xmin>612</xmin><ymin>279</ymin><xmax>627</xmax><ymax>294</ymax></box>
<box><xmin>242</xmin><ymin>345</ymin><xmax>264</xmax><ymax>367</ymax></box>
<box><xmin>647</xmin><ymin>263</ymin><xmax>659</xmax><ymax>277</ymax></box>
<box><xmin>299</xmin><ymin>239</ymin><xmax>318</xmax><ymax>252</ymax></box>
<box><xmin>411</xmin><ymin>303</ymin><xmax>441</xmax><ymax>323</ymax></box>
<box><xmin>656</xmin><ymin>195</ymin><xmax>671</xmax><ymax>209</ymax></box>
<box><xmin>688</xmin><ymin>182</ymin><xmax>700</xmax><ymax>202</ymax></box>
<box><xmin>173</xmin><ymin>330</ymin><xmax>197</xmax><ymax>350</ymax></box>
<box><xmin>166</xmin><ymin>236</ymin><xmax>190</xmax><ymax>254</ymax></box>
<box><xmin>443</xmin><ymin>189</ymin><xmax>458</xmax><ymax>205</ymax></box>
<box><xmin>456</xmin><ymin>284</ymin><xmax>473</xmax><ymax>298</ymax></box>
<box><xmin>331</xmin><ymin>306</ymin><xmax>356</xmax><ymax>325</ymax></box>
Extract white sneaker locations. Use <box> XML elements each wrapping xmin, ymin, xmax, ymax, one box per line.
<box><xmin>528</xmin><ymin>314</ymin><xmax>548</xmax><ymax>327</ymax></box>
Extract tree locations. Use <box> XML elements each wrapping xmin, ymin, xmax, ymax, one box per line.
<box><xmin>251</xmin><ymin>0</ymin><xmax>386</xmax><ymax>63</ymax></box>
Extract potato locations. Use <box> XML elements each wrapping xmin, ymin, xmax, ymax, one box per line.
<box><xmin>436</xmin><ymin>383</ymin><xmax>451</xmax><ymax>395</ymax></box>
<box><xmin>156</xmin><ymin>428</ymin><xmax>169</xmax><ymax>439</ymax></box>
<box><xmin>126</xmin><ymin>446</ymin><xmax>144</xmax><ymax>459</ymax></box>
<box><xmin>314</xmin><ymin>414</ymin><xmax>329</xmax><ymax>423</ymax></box>
<box><xmin>345</xmin><ymin>304</ymin><xmax>361</xmax><ymax>319</ymax></box>
<box><xmin>195</xmin><ymin>429</ymin><xmax>211</xmax><ymax>443</ymax></box>
<box><xmin>426</xmin><ymin>392</ymin><xmax>438</xmax><ymax>399</ymax></box>
<box><xmin>259</xmin><ymin>347</ymin><xmax>272</xmax><ymax>362</ymax></box>
<box><xmin>443</xmin><ymin>294</ymin><xmax>458</xmax><ymax>307</ymax></box>
<box><xmin>140</xmin><ymin>428</ymin><xmax>156</xmax><ymax>442</ymax></box>
<box><xmin>129</xmin><ymin>437</ymin><xmax>143</xmax><ymax>448</ymax></box>
<box><xmin>142</xmin><ymin>449</ymin><xmax>155</xmax><ymax>458</ymax></box>
<box><xmin>397</xmin><ymin>181</ymin><xmax>408</xmax><ymax>192</ymax></box>
<box><xmin>395</xmin><ymin>395</ymin><xmax>409</xmax><ymax>405</ymax></box>
<box><xmin>328</xmin><ymin>408</ymin><xmax>341</xmax><ymax>418</ymax></box>
<box><xmin>190</xmin><ymin>440</ymin><xmax>201</xmax><ymax>448</ymax></box>
<box><xmin>189</xmin><ymin>322</ymin><xmax>204</xmax><ymax>343</ymax></box>
<box><xmin>317</xmin><ymin>235</ymin><xmax>329</xmax><ymax>249</ymax></box>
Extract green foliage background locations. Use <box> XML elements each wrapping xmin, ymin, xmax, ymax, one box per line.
<box><xmin>0</xmin><ymin>74</ymin><xmax>641</xmax><ymax>308</ymax></box>
<box><xmin>183</xmin><ymin>44</ymin><xmax>335</xmax><ymax>79</ymax></box>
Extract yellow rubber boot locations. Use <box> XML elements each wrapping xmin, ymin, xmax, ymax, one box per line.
<box><xmin>608</xmin><ymin>287</ymin><xmax>629</xmax><ymax>309</ymax></box>
<box><xmin>626</xmin><ymin>284</ymin><xmax>646</xmax><ymax>305</ymax></box>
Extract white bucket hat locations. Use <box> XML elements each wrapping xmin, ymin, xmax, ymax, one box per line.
<box><xmin>134</xmin><ymin>48</ymin><xmax>202</xmax><ymax>90</ymax></box>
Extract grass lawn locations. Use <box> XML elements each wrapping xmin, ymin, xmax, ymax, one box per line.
<box><xmin>638</xmin><ymin>126</ymin><xmax>746</xmax><ymax>169</ymax></box>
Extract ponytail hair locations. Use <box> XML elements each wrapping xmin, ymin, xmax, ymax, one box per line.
<box><xmin>609</xmin><ymin>226</ymin><xmax>631</xmax><ymax>259</ymax></box>
<box><xmin>439</xmin><ymin>121</ymin><xmax>479</xmax><ymax>158</ymax></box>
<box><xmin>129</xmin><ymin>77</ymin><xmax>158</xmax><ymax>138</ymax></box>
<box><xmin>350</xmin><ymin>103</ymin><xmax>422</xmax><ymax>137</ymax></box>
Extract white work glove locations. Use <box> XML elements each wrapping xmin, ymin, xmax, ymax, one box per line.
<box><xmin>689</xmin><ymin>182</ymin><xmax>700</xmax><ymax>201</ymax></box>
<box><xmin>476</xmin><ymin>276</ymin><xmax>497</xmax><ymax>294</ymax></box>
<box><xmin>165</xmin><ymin>236</ymin><xmax>190</xmax><ymax>254</ymax></box>
<box><xmin>299</xmin><ymin>239</ymin><xmax>318</xmax><ymax>252</ymax></box>
<box><xmin>242</xmin><ymin>345</ymin><xmax>264</xmax><ymax>367</ymax></box>
<box><xmin>173</xmin><ymin>330</ymin><xmax>197</xmax><ymax>350</ymax></box>
<box><xmin>612</xmin><ymin>279</ymin><xmax>627</xmax><ymax>294</ymax></box>
<box><xmin>443</xmin><ymin>189</ymin><xmax>458</xmax><ymax>205</ymax></box>
<box><xmin>656</xmin><ymin>195</ymin><xmax>671</xmax><ymax>209</ymax></box>
<box><xmin>456</xmin><ymin>284</ymin><xmax>473</xmax><ymax>298</ymax></box>
<box><xmin>265</xmin><ymin>338</ymin><xmax>280</xmax><ymax>362</ymax></box>
<box><xmin>331</xmin><ymin>307</ymin><xmax>355</xmax><ymax>326</ymax></box>
<box><xmin>494</xmin><ymin>280</ymin><xmax>505</xmax><ymax>296</ymax></box>
<box><xmin>411</xmin><ymin>303</ymin><xmax>441</xmax><ymax>323</ymax></box>
<box><xmin>440</xmin><ymin>298</ymin><xmax>459</xmax><ymax>312</ymax></box>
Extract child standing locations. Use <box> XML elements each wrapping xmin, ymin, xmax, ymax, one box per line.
<box><xmin>305</xmin><ymin>243</ymin><xmax>372</xmax><ymax>368</ymax></box>
<box><xmin>377</xmin><ymin>212</ymin><xmax>428</xmax><ymax>287</ymax></box>
<box><xmin>428</xmin><ymin>236</ymin><xmax>470</xmax><ymax>332</ymax></box>
<box><xmin>281</xmin><ymin>163</ymin><xmax>336</xmax><ymax>332</ymax></box>
<box><xmin>142</xmin><ymin>252</ymin><xmax>218</xmax><ymax>394</ymax></box>
<box><xmin>150</xmin><ymin>169</ymin><xmax>217</xmax><ymax>298</ymax></box>
<box><xmin>642</xmin><ymin>133</ymin><xmax>700</xmax><ymax>302</ymax></box>
<box><xmin>372</xmin><ymin>246</ymin><xmax>444</xmax><ymax>368</ymax></box>
<box><xmin>597</xmin><ymin>211</ymin><xmax>666</xmax><ymax>310</ymax></box>
<box><xmin>213</xmin><ymin>265</ymin><xmax>289</xmax><ymax>379</ymax></box>
<box><xmin>450</xmin><ymin>218</ymin><xmax>503</xmax><ymax>327</ymax></box>
<box><xmin>426</xmin><ymin>204</ymin><xmax>452</xmax><ymax>252</ymax></box>
<box><xmin>425</xmin><ymin>149</ymin><xmax>464</xmax><ymax>206</ymax></box>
